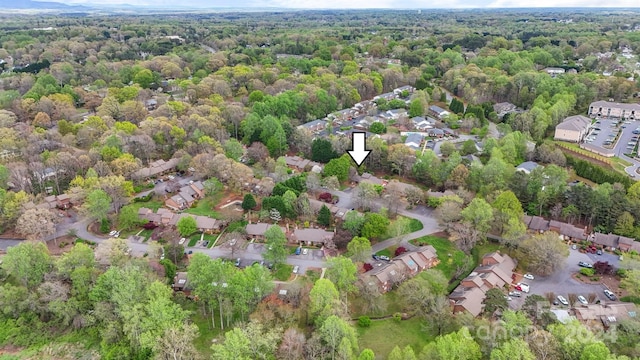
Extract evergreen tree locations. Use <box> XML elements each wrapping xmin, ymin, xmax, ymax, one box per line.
<box><xmin>241</xmin><ymin>194</ymin><xmax>257</xmax><ymax>211</ymax></box>
<box><xmin>318</xmin><ymin>204</ymin><xmax>331</xmax><ymax>226</ymax></box>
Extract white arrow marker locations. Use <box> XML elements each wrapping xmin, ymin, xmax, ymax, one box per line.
<box><xmin>347</xmin><ymin>132</ymin><xmax>371</xmax><ymax>166</ymax></box>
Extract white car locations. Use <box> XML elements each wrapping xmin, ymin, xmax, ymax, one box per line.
<box><xmin>516</xmin><ymin>283</ymin><xmax>530</xmax><ymax>293</ymax></box>
<box><xmin>302</xmin><ymin>248</ymin><xmax>309</xmax><ymax>255</ymax></box>
<box><xmin>577</xmin><ymin>295</ymin><xmax>588</xmax><ymax>305</ymax></box>
<box><xmin>557</xmin><ymin>295</ymin><xmax>569</xmax><ymax>306</ymax></box>
<box><xmin>179</xmin><ymin>238</ymin><xmax>186</xmax><ymax>245</ymax></box>
<box><xmin>293</xmin><ymin>265</ymin><xmax>300</xmax><ymax>274</ymax></box>
<box><xmin>114</xmin><ymin>231</ymin><xmax>120</xmax><ymax>238</ymax></box>
<box><xmin>109</xmin><ymin>230</ymin><xmax>117</xmax><ymax>236</ymax></box>
<box><xmin>504</xmin><ymin>296</ymin><xmax>512</xmax><ymax>301</ymax></box>
<box><xmin>523</xmin><ymin>273</ymin><xmax>534</xmax><ymax>280</ymax></box>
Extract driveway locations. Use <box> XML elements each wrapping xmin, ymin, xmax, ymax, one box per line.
<box><xmin>509</xmin><ymin>247</ymin><xmax>618</xmax><ymax>310</ymax></box>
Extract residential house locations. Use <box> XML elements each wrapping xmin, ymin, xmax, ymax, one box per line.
<box><xmin>528</xmin><ymin>216</ymin><xmax>550</xmax><ymax>233</ymax></box>
<box><xmin>291</xmin><ymin>228</ymin><xmax>335</xmax><ymax>246</ymax></box>
<box><xmin>132</xmin><ymin>158</ymin><xmax>179</xmax><ymax>180</ymax></box>
<box><xmin>588</xmin><ymin>101</ymin><xmax>640</xmax><ymax>119</ymax></box>
<box><xmin>283</xmin><ymin>156</ymin><xmax>323</xmax><ymax>172</ymax></box>
<box><xmin>428</xmin><ymin>128</ymin><xmax>445</xmax><ymax>138</ymax></box>
<box><xmin>333</xmin><ymin>108</ymin><xmax>356</xmax><ymax>121</ymax></box>
<box><xmin>404</xmin><ymin>133</ymin><xmax>424</xmax><ymax>151</ymax></box>
<box><xmin>573</xmin><ymin>303</ymin><xmax>637</xmax><ymax>328</ymax></box>
<box><xmin>493</xmin><ymin>102</ymin><xmax>519</xmax><ymax>118</ymax></box>
<box><xmin>411</xmin><ymin>116</ymin><xmax>435</xmax><ymax>131</ymax></box>
<box><xmin>164</xmin><ymin>181</ymin><xmax>205</xmax><ymax>211</ymax></box>
<box><xmin>373</xmin><ymin>92</ymin><xmax>397</xmax><ymax>101</ymax></box>
<box><xmin>245</xmin><ymin>222</ymin><xmax>285</xmax><ymax>240</ymax></box>
<box><xmin>429</xmin><ymin>105</ymin><xmax>451</xmax><ymax>119</ymax></box>
<box><xmin>172</xmin><ymin>272</ymin><xmax>191</xmax><ymax>294</ymax></box>
<box><xmin>365</xmin><ymin>262</ymin><xmax>405</xmax><ymax>293</ymax></box>
<box><xmin>559</xmin><ymin>223</ymin><xmax>588</xmax><ymax>241</ymax></box>
<box><xmin>393</xmin><ymin>85</ymin><xmax>415</xmax><ymax>95</ymax></box>
<box><xmin>354</xmin><ymin>172</ymin><xmax>386</xmax><ymax>186</ymax></box>
<box><xmin>298</xmin><ymin>119</ymin><xmax>327</xmax><ymax>132</ymax></box>
<box><xmin>449</xmin><ymin>252</ymin><xmax>516</xmax><ymax>317</ymax></box>
<box><xmin>516</xmin><ymin>161</ymin><xmax>541</xmax><ymax>174</ymax></box>
<box><xmin>138</xmin><ymin>208</ymin><xmax>220</xmax><ymax>232</ymax></box>
<box><xmin>554</xmin><ymin>115</ymin><xmax>592</xmax><ymax>143</ymax></box>
<box><xmin>364</xmin><ymin>245</ymin><xmax>438</xmax><ymax>293</ymax></box>
<box><xmin>593</xmin><ymin>233</ymin><xmax>621</xmax><ymax>250</ymax></box>
<box><xmin>42</xmin><ymin>194</ymin><xmax>72</xmax><ymax>210</ymax></box>
<box><xmin>544</xmin><ymin>67</ymin><xmax>566</xmax><ymax>76</ymax></box>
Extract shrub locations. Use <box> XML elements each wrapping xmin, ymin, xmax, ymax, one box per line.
<box><xmin>395</xmin><ymin>246</ymin><xmax>408</xmax><ymax>256</ymax></box>
<box><xmin>133</xmin><ymin>193</ymin><xmax>153</xmax><ymax>202</ymax></box>
<box><xmin>363</xmin><ymin>263</ymin><xmax>373</xmax><ymax>272</ymax></box>
<box><xmin>358</xmin><ymin>316</ymin><xmax>371</xmax><ymax>327</ymax></box>
<box><xmin>580</xmin><ymin>268</ymin><xmax>595</xmax><ymax>276</ymax></box>
<box><xmin>393</xmin><ymin>313</ymin><xmax>402</xmax><ymax>322</ymax></box>
<box><xmin>100</xmin><ymin>218</ymin><xmax>110</xmax><ymax>234</ymax></box>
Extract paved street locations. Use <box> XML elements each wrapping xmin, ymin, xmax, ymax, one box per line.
<box><xmin>509</xmin><ymin>247</ymin><xmax>621</xmax><ymax>310</ymax></box>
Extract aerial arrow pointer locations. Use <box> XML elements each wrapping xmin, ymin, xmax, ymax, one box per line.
<box><xmin>347</xmin><ymin>132</ymin><xmax>371</xmax><ymax>166</ymax></box>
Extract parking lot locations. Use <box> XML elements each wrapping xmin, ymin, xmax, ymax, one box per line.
<box><xmin>508</xmin><ymin>247</ymin><xmax>621</xmax><ymax>310</ymax></box>
<box><xmin>584</xmin><ymin>118</ymin><xmax>640</xmax><ymax>157</ymax></box>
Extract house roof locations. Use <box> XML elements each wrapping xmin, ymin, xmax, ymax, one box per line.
<box><xmin>394</xmin><ymin>253</ymin><xmax>419</xmax><ymax>272</ymax></box>
<box><xmin>368</xmin><ymin>262</ymin><xmax>401</xmax><ymax>285</ymax></box>
<box><xmin>560</xmin><ymin>223</ymin><xmax>587</xmax><ymax>240</ymax></box>
<box><xmin>529</xmin><ymin>216</ymin><xmax>550</xmax><ymax>231</ymax></box>
<box><xmin>405</xmin><ymin>133</ymin><xmax>424</xmax><ymax>145</ymax></box>
<box><xmin>417</xmin><ymin>245</ymin><xmax>437</xmax><ymax>261</ymax></box>
<box><xmin>590</xmin><ymin>101</ymin><xmax>640</xmax><ymax>112</ymax></box>
<box><xmin>556</xmin><ymin>115</ymin><xmax>591</xmax><ymax>132</ymax></box>
<box><xmin>428</xmin><ymin>128</ymin><xmax>445</xmax><ymax>135</ymax></box>
<box><xmin>450</xmin><ymin>286</ymin><xmax>485</xmax><ymax>317</ymax></box>
<box><xmin>516</xmin><ymin>161</ymin><xmax>540</xmax><ymax>173</ymax></box>
<box><xmin>293</xmin><ymin>228</ymin><xmax>334</xmax><ymax>243</ymax></box>
<box><xmin>245</xmin><ymin>223</ymin><xmax>271</xmax><ymax>236</ymax></box>
<box><xmin>593</xmin><ymin>233</ymin><xmax>619</xmax><ymax>248</ymax></box>
<box><xmin>195</xmin><ymin>216</ymin><xmax>217</xmax><ymax>230</ymax></box>
<box><xmin>429</xmin><ymin>105</ymin><xmax>449</xmax><ymax>114</ymax></box>
<box><xmin>133</xmin><ymin>158</ymin><xmax>179</xmax><ymax>179</ymax></box>
<box><xmin>298</xmin><ymin>119</ymin><xmax>327</xmax><ymax>129</ymax></box>
<box><xmin>574</xmin><ymin>303</ymin><xmax>637</xmax><ymax>321</ymax></box>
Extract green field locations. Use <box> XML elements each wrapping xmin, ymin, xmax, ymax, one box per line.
<box><xmin>357</xmin><ymin>317</ymin><xmax>432</xmax><ymax>359</ymax></box>
<box><xmin>273</xmin><ymin>263</ymin><xmax>294</xmax><ymax>281</ymax></box>
<box><xmin>184</xmin><ymin>199</ymin><xmax>220</xmax><ymax>218</ymax></box>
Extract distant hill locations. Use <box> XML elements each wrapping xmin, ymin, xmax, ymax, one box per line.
<box><xmin>0</xmin><ymin>0</ymin><xmax>87</xmax><ymax>9</ymax></box>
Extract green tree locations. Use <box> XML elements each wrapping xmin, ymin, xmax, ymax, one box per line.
<box><xmin>242</xmin><ymin>193</ymin><xmax>257</xmax><ymax>211</ymax></box>
<box><xmin>311</xmin><ymin>138</ymin><xmax>338</xmax><ymax>163</ymax></box>
<box><xmin>3</xmin><ymin>241</ymin><xmax>52</xmax><ymax>287</ymax></box>
<box><xmin>408</xmin><ymin>99</ymin><xmax>424</xmax><ymax>117</ymax></box>
<box><xmin>358</xmin><ymin>348</ymin><xmax>376</xmax><ymax>360</ymax></box>
<box><xmin>449</xmin><ymin>98</ymin><xmax>465</xmax><ymax>114</ymax></box>
<box><xmin>483</xmin><ymin>288</ymin><xmax>509</xmax><ymax>315</ymax></box>
<box><xmin>323</xmin><ymin>155</ymin><xmax>351</xmax><ymax>182</ymax></box>
<box><xmin>263</xmin><ymin>225</ymin><xmax>288</xmax><ymax>265</ymax></box>
<box><xmin>369</xmin><ymin>122</ymin><xmax>386</xmax><ymax>134</ymax></box>
<box><xmin>211</xmin><ymin>328</ymin><xmax>253</xmax><ymax>360</ymax></box>
<box><xmin>224</xmin><ymin>138</ymin><xmax>244</xmax><ymax>161</ymax></box>
<box><xmin>118</xmin><ymin>204</ymin><xmax>143</xmax><ymax>231</ymax></box>
<box><xmin>83</xmin><ymin>189</ymin><xmax>112</xmax><ymax>221</ymax></box>
<box><xmin>343</xmin><ymin>211</ymin><xmax>365</xmax><ymax>236</ymax></box>
<box><xmin>317</xmin><ymin>204</ymin><xmax>331</xmax><ymax>226</ymax></box>
<box><xmin>579</xmin><ymin>342</ymin><xmax>610</xmax><ymax>360</ymax></box>
<box><xmin>361</xmin><ymin>213</ymin><xmax>390</xmax><ymax>239</ymax></box>
<box><xmin>133</xmin><ymin>69</ymin><xmax>155</xmax><ymax>88</ymax></box>
<box><xmin>388</xmin><ymin>345</ymin><xmax>417</xmax><ymax>360</ymax></box>
<box><xmin>420</xmin><ymin>327</ymin><xmax>481</xmax><ymax>360</ymax></box>
<box><xmin>614</xmin><ymin>211</ymin><xmax>635</xmax><ymax>237</ymax></box>
<box><xmin>309</xmin><ymin>278</ymin><xmax>341</xmax><ymax>324</ymax></box>
<box><xmin>461</xmin><ymin>197</ymin><xmax>494</xmax><ymax>235</ymax></box>
<box><xmin>176</xmin><ymin>216</ymin><xmax>197</xmax><ymax>237</ymax></box>
<box><xmin>319</xmin><ymin>315</ymin><xmax>359</xmax><ymax>360</ymax></box>
<box><xmin>346</xmin><ymin>236</ymin><xmax>372</xmax><ymax>263</ymax></box>
<box><xmin>56</xmin><ymin>242</ymin><xmax>96</xmax><ymax>279</ymax></box>
<box><xmin>490</xmin><ymin>338</ymin><xmax>535</xmax><ymax>360</ymax></box>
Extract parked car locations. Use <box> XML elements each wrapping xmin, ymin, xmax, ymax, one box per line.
<box><xmin>235</xmin><ymin>258</ymin><xmax>241</xmax><ymax>267</ymax></box>
<box><xmin>109</xmin><ymin>230</ymin><xmax>117</xmax><ymax>236</ymax></box>
<box><xmin>302</xmin><ymin>248</ymin><xmax>309</xmax><ymax>255</ymax></box>
<box><xmin>523</xmin><ymin>273</ymin><xmax>534</xmax><ymax>280</ymax></box>
<box><xmin>203</xmin><ymin>241</ymin><xmax>209</xmax><ymax>247</ymax></box>
<box><xmin>293</xmin><ymin>265</ymin><xmax>300</xmax><ymax>274</ymax></box>
<box><xmin>114</xmin><ymin>231</ymin><xmax>120</xmax><ymax>238</ymax></box>
<box><xmin>295</xmin><ymin>247</ymin><xmax>301</xmax><ymax>255</ymax></box>
<box><xmin>578</xmin><ymin>261</ymin><xmax>593</xmax><ymax>268</ymax></box>
<box><xmin>179</xmin><ymin>238</ymin><xmax>186</xmax><ymax>245</ymax></box>
<box><xmin>604</xmin><ymin>289</ymin><xmax>617</xmax><ymax>301</ymax></box>
<box><xmin>577</xmin><ymin>295</ymin><xmax>588</xmax><ymax>305</ymax></box>
<box><xmin>557</xmin><ymin>295</ymin><xmax>569</xmax><ymax>306</ymax></box>
<box><xmin>508</xmin><ymin>291</ymin><xmax>522</xmax><ymax>297</ymax></box>
<box><xmin>596</xmin><ymin>249</ymin><xmax>603</xmax><ymax>255</ymax></box>
<box><xmin>504</xmin><ymin>296</ymin><xmax>513</xmax><ymax>301</ymax></box>
<box><xmin>378</xmin><ymin>255</ymin><xmax>390</xmax><ymax>261</ymax></box>
<box><xmin>372</xmin><ymin>254</ymin><xmax>380</xmax><ymax>261</ymax></box>
<box><xmin>515</xmin><ymin>283</ymin><xmax>530</xmax><ymax>293</ymax></box>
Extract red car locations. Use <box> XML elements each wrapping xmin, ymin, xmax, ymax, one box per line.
<box><xmin>515</xmin><ymin>285</ymin><xmax>523</xmax><ymax>291</ymax></box>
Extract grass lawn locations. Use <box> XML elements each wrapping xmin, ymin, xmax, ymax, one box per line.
<box><xmin>411</xmin><ymin>236</ymin><xmax>465</xmax><ymax>279</ymax></box>
<box><xmin>350</xmin><ymin>290</ymin><xmax>403</xmax><ymax>318</ymax></box>
<box><xmin>357</xmin><ymin>317</ymin><xmax>432</xmax><ymax>359</ymax></box>
<box><xmin>408</xmin><ymin>218</ymin><xmax>424</xmax><ymax>232</ymax></box>
<box><xmin>188</xmin><ymin>234</ymin><xmax>201</xmax><ymax>247</ymax></box>
<box><xmin>273</xmin><ymin>263</ymin><xmax>293</xmax><ymax>281</ymax></box>
<box><xmin>184</xmin><ymin>199</ymin><xmax>220</xmax><ymax>218</ymax></box>
<box><xmin>183</xmin><ymin>302</ymin><xmax>225</xmax><ymax>357</ymax></box>
<box><xmin>375</xmin><ymin>248</ymin><xmax>392</xmax><ymax>258</ymax></box>
<box><xmin>205</xmin><ymin>234</ymin><xmax>218</xmax><ymax>248</ymax></box>
<box><xmin>139</xmin><ymin>229</ymin><xmax>153</xmax><ymax>241</ymax></box>
<box><xmin>128</xmin><ymin>199</ymin><xmax>163</xmax><ymax>213</ymax></box>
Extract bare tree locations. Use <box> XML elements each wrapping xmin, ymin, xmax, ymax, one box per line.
<box><xmin>16</xmin><ymin>208</ymin><xmax>57</xmax><ymax>243</ymax></box>
<box><xmin>278</xmin><ymin>327</ymin><xmax>307</xmax><ymax>360</ymax></box>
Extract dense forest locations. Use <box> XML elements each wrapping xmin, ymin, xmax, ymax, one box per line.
<box><xmin>0</xmin><ymin>8</ymin><xmax>640</xmax><ymax>360</ymax></box>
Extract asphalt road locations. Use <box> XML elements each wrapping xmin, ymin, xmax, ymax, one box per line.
<box><xmin>509</xmin><ymin>247</ymin><xmax>621</xmax><ymax>310</ymax></box>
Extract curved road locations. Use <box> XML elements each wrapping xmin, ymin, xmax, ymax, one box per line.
<box><xmin>1</xmin><ymin>184</ymin><xmax>443</xmax><ymax>273</ymax></box>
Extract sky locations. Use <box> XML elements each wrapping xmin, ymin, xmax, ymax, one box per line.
<box><xmin>44</xmin><ymin>0</ymin><xmax>640</xmax><ymax>8</ymax></box>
